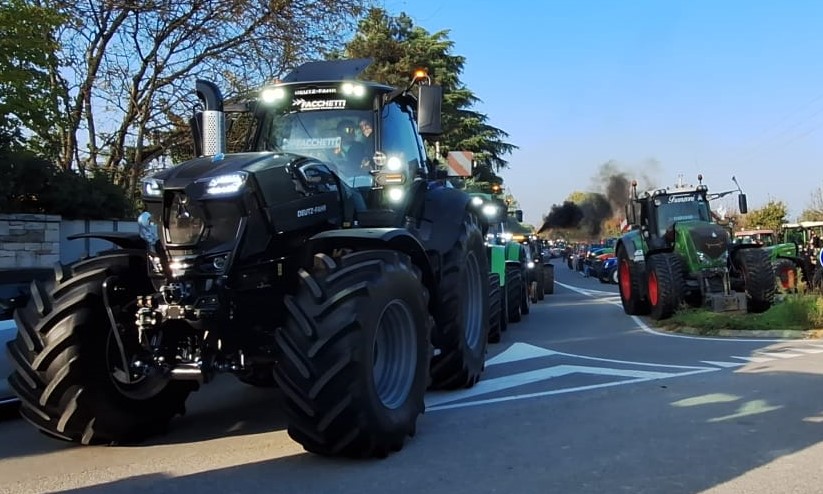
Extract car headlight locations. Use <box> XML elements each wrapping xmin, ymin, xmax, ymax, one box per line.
<box><xmin>142</xmin><ymin>178</ymin><xmax>163</xmax><ymax>198</ymax></box>
<box><xmin>200</xmin><ymin>172</ymin><xmax>248</xmax><ymax>196</ymax></box>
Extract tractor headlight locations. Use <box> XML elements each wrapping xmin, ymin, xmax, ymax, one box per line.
<box><xmin>385</xmin><ymin>156</ymin><xmax>403</xmax><ymax>172</ymax></box>
<box><xmin>471</xmin><ymin>196</ymin><xmax>483</xmax><ymax>207</ymax></box>
<box><xmin>200</xmin><ymin>172</ymin><xmax>248</xmax><ymax>196</ymax></box>
<box><xmin>387</xmin><ymin>187</ymin><xmax>404</xmax><ymax>203</ymax></box>
<box><xmin>527</xmin><ymin>261</ymin><xmax>535</xmax><ymax>269</ymax></box>
<box><xmin>142</xmin><ymin>178</ymin><xmax>163</xmax><ymax>198</ymax></box>
<box><xmin>482</xmin><ymin>204</ymin><xmax>498</xmax><ymax>217</ymax></box>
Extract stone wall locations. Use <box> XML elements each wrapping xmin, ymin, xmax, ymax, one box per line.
<box><xmin>0</xmin><ymin>214</ymin><xmax>61</xmax><ymax>270</ymax></box>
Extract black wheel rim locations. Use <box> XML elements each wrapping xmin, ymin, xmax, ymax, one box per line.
<box><xmin>372</xmin><ymin>300</ymin><xmax>417</xmax><ymax>409</ymax></box>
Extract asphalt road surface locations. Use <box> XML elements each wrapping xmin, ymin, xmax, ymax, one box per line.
<box><xmin>2</xmin><ymin>261</ymin><xmax>823</xmax><ymax>494</ymax></box>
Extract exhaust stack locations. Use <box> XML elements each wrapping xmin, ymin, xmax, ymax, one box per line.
<box><xmin>195</xmin><ymin>80</ymin><xmax>226</xmax><ymax>157</ymax></box>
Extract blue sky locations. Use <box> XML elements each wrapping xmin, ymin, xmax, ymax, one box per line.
<box><xmin>380</xmin><ymin>0</ymin><xmax>823</xmax><ymax>227</ymax></box>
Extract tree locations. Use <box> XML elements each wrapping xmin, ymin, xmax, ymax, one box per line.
<box><xmin>800</xmin><ymin>186</ymin><xmax>823</xmax><ymax>221</ymax></box>
<box><xmin>16</xmin><ymin>0</ymin><xmax>367</xmax><ymax>204</ymax></box>
<box><xmin>744</xmin><ymin>200</ymin><xmax>789</xmax><ymax>232</ymax></box>
<box><xmin>338</xmin><ymin>8</ymin><xmax>516</xmax><ymax>179</ymax></box>
<box><xmin>0</xmin><ymin>1</ymin><xmax>64</xmax><ymax>154</ymax></box>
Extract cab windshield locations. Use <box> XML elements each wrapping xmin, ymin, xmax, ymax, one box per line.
<box><xmin>653</xmin><ymin>194</ymin><xmax>711</xmax><ymax>235</ymax></box>
<box><xmin>258</xmin><ymin>110</ymin><xmax>375</xmax><ymax>187</ymax></box>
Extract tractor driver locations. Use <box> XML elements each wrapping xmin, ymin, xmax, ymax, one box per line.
<box><xmin>333</xmin><ymin>119</ymin><xmax>369</xmax><ymax>181</ymax></box>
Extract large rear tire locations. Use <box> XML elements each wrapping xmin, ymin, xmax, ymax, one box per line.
<box><xmin>735</xmin><ymin>248</ymin><xmax>775</xmax><ymax>313</ymax></box>
<box><xmin>617</xmin><ymin>247</ymin><xmax>650</xmax><ymax>316</ymax></box>
<box><xmin>5</xmin><ymin>250</ymin><xmax>193</xmax><ymax>445</ymax></box>
<box><xmin>273</xmin><ymin>250</ymin><xmax>431</xmax><ymax>458</ymax></box>
<box><xmin>646</xmin><ymin>253</ymin><xmax>684</xmax><ymax>320</ymax></box>
<box><xmin>506</xmin><ymin>265</ymin><xmax>523</xmax><ymax>323</ymax></box>
<box><xmin>429</xmin><ymin>212</ymin><xmax>490</xmax><ymax>390</ymax></box>
<box><xmin>488</xmin><ymin>273</ymin><xmax>502</xmax><ymax>343</ymax></box>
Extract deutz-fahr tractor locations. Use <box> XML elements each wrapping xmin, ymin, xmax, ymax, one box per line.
<box><xmin>616</xmin><ymin>175</ymin><xmax>775</xmax><ymax>320</ymax></box>
<box><xmin>5</xmin><ymin>59</ymin><xmax>493</xmax><ymax>458</ymax></box>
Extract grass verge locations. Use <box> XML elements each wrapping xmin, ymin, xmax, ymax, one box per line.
<box><xmin>656</xmin><ymin>294</ymin><xmax>823</xmax><ymax>336</ymax></box>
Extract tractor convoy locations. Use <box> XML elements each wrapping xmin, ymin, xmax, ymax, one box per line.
<box><xmin>4</xmin><ymin>59</ymin><xmax>552</xmax><ymax>459</ymax></box>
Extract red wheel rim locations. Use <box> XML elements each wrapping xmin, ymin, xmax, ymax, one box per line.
<box><xmin>619</xmin><ymin>259</ymin><xmax>631</xmax><ymax>299</ymax></box>
<box><xmin>648</xmin><ymin>270</ymin><xmax>659</xmax><ymax>306</ymax></box>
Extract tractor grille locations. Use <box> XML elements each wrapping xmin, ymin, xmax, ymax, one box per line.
<box><xmin>164</xmin><ymin>192</ymin><xmax>204</xmax><ymax>245</ymax></box>
<box><xmin>689</xmin><ymin>225</ymin><xmax>728</xmax><ymax>259</ymax></box>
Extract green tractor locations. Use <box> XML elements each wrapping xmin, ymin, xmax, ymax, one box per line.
<box><xmin>616</xmin><ymin>175</ymin><xmax>775</xmax><ymax>320</ymax></box>
<box><xmin>781</xmin><ymin>221</ymin><xmax>823</xmax><ymax>290</ymax></box>
<box><xmin>732</xmin><ymin>228</ymin><xmax>804</xmax><ymax>292</ymax></box>
<box><xmin>469</xmin><ymin>193</ymin><xmax>512</xmax><ymax>342</ymax></box>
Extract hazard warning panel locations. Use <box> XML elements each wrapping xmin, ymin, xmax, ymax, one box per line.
<box><xmin>446</xmin><ymin>151</ymin><xmax>474</xmax><ymax>177</ymax></box>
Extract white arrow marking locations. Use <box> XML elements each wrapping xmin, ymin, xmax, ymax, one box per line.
<box><xmin>700</xmin><ymin>360</ymin><xmax>745</xmax><ymax>368</ymax></box>
<box><xmin>427</xmin><ymin>367</ymin><xmax>719</xmax><ymax>411</ymax></box>
<box><xmin>731</xmin><ymin>355</ymin><xmax>774</xmax><ymax>363</ymax></box>
<box><xmin>485</xmin><ymin>342</ymin><xmax>558</xmax><ymax>367</ymax></box>
<box><xmin>425</xmin><ymin>364</ymin><xmax>675</xmax><ymax>408</ymax></box>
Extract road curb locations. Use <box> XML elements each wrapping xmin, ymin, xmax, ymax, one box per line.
<box><xmin>651</xmin><ymin>324</ymin><xmax>823</xmax><ymax>340</ymax></box>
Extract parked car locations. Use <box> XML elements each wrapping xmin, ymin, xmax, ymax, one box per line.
<box><xmin>598</xmin><ymin>257</ymin><xmax>619</xmax><ymax>284</ymax></box>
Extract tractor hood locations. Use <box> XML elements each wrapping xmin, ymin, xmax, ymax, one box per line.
<box><xmin>674</xmin><ymin>221</ymin><xmax>730</xmax><ymax>269</ymax></box>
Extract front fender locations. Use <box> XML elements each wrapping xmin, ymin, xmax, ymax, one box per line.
<box><xmin>304</xmin><ymin>228</ymin><xmax>436</xmax><ymax>306</ymax></box>
<box><xmin>66</xmin><ymin>232</ymin><xmax>145</xmax><ymax>250</ymax></box>
<box><xmin>412</xmin><ymin>186</ymin><xmax>473</xmax><ymax>255</ymax></box>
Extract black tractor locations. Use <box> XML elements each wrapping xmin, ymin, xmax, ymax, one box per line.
<box><xmin>6</xmin><ymin>59</ymin><xmax>491</xmax><ymax>458</ymax></box>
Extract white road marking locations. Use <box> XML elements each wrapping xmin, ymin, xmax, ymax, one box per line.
<box><xmin>731</xmin><ymin>355</ymin><xmax>775</xmax><ymax>363</ymax></box>
<box><xmin>426</xmin><ymin>367</ymin><xmax>719</xmax><ymax>412</ymax></box>
<box><xmin>757</xmin><ymin>352</ymin><xmax>807</xmax><ymax>359</ymax></box>
<box><xmin>486</xmin><ymin>342</ymin><xmax>557</xmax><ymax>367</ymax></box>
<box><xmin>426</xmin><ymin>364</ymin><xmax>676</xmax><ymax>408</ymax></box>
<box><xmin>557</xmin><ymin>280</ymin><xmax>800</xmax><ymax>343</ymax></box>
<box><xmin>700</xmin><ymin>360</ymin><xmax>745</xmax><ymax>368</ymax></box>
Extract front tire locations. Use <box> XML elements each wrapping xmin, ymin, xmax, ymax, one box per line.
<box><xmin>617</xmin><ymin>247</ymin><xmax>650</xmax><ymax>316</ymax></box>
<box><xmin>273</xmin><ymin>250</ymin><xmax>431</xmax><ymax>458</ymax></box>
<box><xmin>6</xmin><ymin>250</ymin><xmax>193</xmax><ymax>445</ymax></box>
<box><xmin>488</xmin><ymin>273</ymin><xmax>502</xmax><ymax>343</ymax></box>
<box><xmin>735</xmin><ymin>248</ymin><xmax>775</xmax><ymax>313</ymax></box>
<box><xmin>646</xmin><ymin>253</ymin><xmax>684</xmax><ymax>320</ymax></box>
<box><xmin>429</xmin><ymin>211</ymin><xmax>490</xmax><ymax>390</ymax></box>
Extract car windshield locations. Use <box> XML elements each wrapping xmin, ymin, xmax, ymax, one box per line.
<box><xmin>259</xmin><ymin>110</ymin><xmax>375</xmax><ymax>187</ymax></box>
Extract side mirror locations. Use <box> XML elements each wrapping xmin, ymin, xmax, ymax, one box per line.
<box><xmin>515</xmin><ymin>210</ymin><xmax>523</xmax><ymax>223</ymax></box>
<box><xmin>738</xmin><ymin>194</ymin><xmax>748</xmax><ymax>215</ymax></box>
<box><xmin>417</xmin><ymin>84</ymin><xmax>443</xmax><ymax>137</ymax></box>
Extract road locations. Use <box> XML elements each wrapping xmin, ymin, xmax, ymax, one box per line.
<box><xmin>2</xmin><ymin>260</ymin><xmax>823</xmax><ymax>493</ymax></box>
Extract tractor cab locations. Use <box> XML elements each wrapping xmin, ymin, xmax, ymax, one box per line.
<box><xmin>632</xmin><ymin>182</ymin><xmax>713</xmax><ymax>250</ymax></box>
<box><xmin>191</xmin><ymin>58</ymin><xmax>443</xmax><ymax>227</ymax></box>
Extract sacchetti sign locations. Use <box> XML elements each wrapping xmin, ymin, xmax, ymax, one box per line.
<box><xmin>292</xmin><ymin>98</ymin><xmax>346</xmax><ymax>111</ymax></box>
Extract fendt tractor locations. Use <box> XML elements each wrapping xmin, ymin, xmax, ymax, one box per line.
<box><xmin>616</xmin><ymin>175</ymin><xmax>775</xmax><ymax>320</ymax></box>
<box><xmin>6</xmin><ymin>59</ymin><xmax>494</xmax><ymax>458</ymax></box>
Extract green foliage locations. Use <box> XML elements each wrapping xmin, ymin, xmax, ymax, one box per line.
<box><xmin>744</xmin><ymin>200</ymin><xmax>788</xmax><ymax>232</ymax></box>
<box><xmin>338</xmin><ymin>8</ymin><xmax>517</xmax><ymax>178</ymax></box>
<box><xmin>660</xmin><ymin>294</ymin><xmax>823</xmax><ymax>334</ymax></box>
<box><xmin>0</xmin><ymin>147</ymin><xmax>132</xmax><ymax>219</ymax></box>
<box><xmin>0</xmin><ymin>0</ymin><xmax>64</xmax><ymax>156</ymax></box>
<box><xmin>800</xmin><ymin>186</ymin><xmax>823</xmax><ymax>221</ymax></box>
